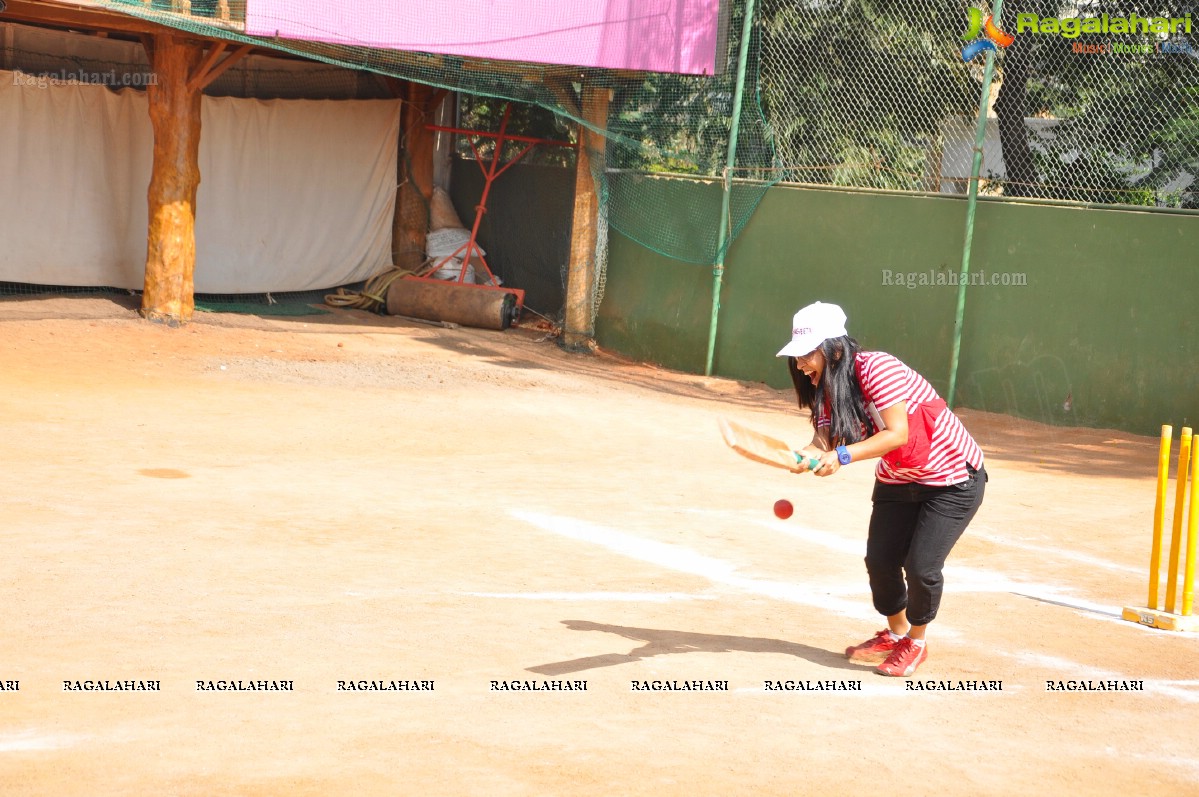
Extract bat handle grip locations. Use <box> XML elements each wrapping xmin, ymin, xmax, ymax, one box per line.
<box><xmin>792</xmin><ymin>451</ymin><xmax>821</xmax><ymax>473</ymax></box>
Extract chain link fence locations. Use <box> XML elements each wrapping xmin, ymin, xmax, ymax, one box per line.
<box><xmin>758</xmin><ymin>0</ymin><xmax>1198</xmax><ymax>208</ymax></box>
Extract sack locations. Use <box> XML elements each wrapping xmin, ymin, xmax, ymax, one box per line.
<box><xmin>882</xmin><ymin>398</ymin><xmax>946</xmax><ymax>469</ymax></box>
<box><xmin>430</xmin><ymin>187</ymin><xmax>467</xmax><ymax>231</ymax></box>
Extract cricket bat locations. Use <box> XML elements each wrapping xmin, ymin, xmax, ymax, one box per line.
<box><xmin>718</xmin><ymin>417</ymin><xmax>820</xmax><ymax>473</ymax></box>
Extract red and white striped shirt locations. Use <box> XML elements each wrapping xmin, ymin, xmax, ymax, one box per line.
<box><xmin>815</xmin><ymin>351</ymin><xmax>984</xmax><ymax>486</ymax></box>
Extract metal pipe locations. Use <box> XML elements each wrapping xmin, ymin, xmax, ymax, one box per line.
<box><xmin>947</xmin><ymin>0</ymin><xmax>1003</xmax><ymax>408</ymax></box>
<box><xmin>705</xmin><ymin>0</ymin><xmax>757</xmax><ymax>377</ymax></box>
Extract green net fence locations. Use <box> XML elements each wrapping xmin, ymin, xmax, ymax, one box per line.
<box><xmin>55</xmin><ymin>0</ymin><xmax>1199</xmax><ymax>266</ymax></box>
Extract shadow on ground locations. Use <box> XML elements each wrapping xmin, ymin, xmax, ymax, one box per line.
<box><xmin>527</xmin><ymin>620</ymin><xmax>865</xmax><ymax>676</ymax></box>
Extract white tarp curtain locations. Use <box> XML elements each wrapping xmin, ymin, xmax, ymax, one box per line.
<box><xmin>0</xmin><ymin>68</ymin><xmax>400</xmax><ymax>293</ymax></box>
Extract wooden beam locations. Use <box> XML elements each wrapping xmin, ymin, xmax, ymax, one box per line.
<box><xmin>381</xmin><ymin>76</ymin><xmax>405</xmax><ymax>100</ymax></box>
<box><xmin>545</xmin><ymin>76</ymin><xmax>581</xmax><ymax>120</ymax></box>
<box><xmin>186</xmin><ymin>42</ymin><xmax>251</xmax><ymax>92</ymax></box>
<box><xmin>142</xmin><ymin>33</ymin><xmax>205</xmax><ymax>325</ymax></box>
<box><xmin>2</xmin><ymin>0</ymin><xmax>172</xmax><ymax>35</ymax></box>
<box><xmin>198</xmin><ymin>42</ymin><xmax>250</xmax><ymax>87</ymax></box>
<box><xmin>561</xmin><ymin>84</ymin><xmax>611</xmax><ymax>351</ymax></box>
<box><xmin>186</xmin><ymin>40</ymin><xmax>226</xmax><ymax>89</ymax></box>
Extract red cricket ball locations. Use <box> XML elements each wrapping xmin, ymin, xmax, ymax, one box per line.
<box><xmin>773</xmin><ymin>499</ymin><xmax>794</xmax><ymax>520</ymax></box>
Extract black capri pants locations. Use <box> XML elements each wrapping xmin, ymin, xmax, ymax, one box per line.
<box><xmin>864</xmin><ymin>466</ymin><xmax>986</xmax><ymax>627</ymax></box>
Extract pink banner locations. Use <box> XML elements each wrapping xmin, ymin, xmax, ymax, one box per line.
<box><xmin>245</xmin><ymin>0</ymin><xmax>725</xmax><ymax>75</ymax></box>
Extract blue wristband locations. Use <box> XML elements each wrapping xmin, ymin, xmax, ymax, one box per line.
<box><xmin>836</xmin><ymin>445</ymin><xmax>852</xmax><ymax>465</ymax></box>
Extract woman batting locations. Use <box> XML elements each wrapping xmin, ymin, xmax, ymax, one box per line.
<box><xmin>777</xmin><ymin>301</ymin><xmax>986</xmax><ymax>677</ymax></box>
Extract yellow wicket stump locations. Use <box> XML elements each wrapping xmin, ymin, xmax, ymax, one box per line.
<box><xmin>1123</xmin><ymin>425</ymin><xmax>1199</xmax><ymax>631</ymax></box>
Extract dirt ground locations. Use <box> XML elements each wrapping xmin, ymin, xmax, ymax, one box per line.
<box><xmin>1</xmin><ymin>295</ymin><xmax>1196</xmax><ymax>797</ymax></box>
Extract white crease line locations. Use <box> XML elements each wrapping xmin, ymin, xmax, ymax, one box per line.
<box><xmin>512</xmin><ymin>512</ymin><xmax>1170</xmax><ymax>643</ymax></box>
<box><xmin>752</xmin><ymin>517</ymin><xmax>1131</xmax><ymax>621</ymax></box>
<box><xmin>514</xmin><ymin>510</ymin><xmax>877</xmax><ymax>622</ymax></box>
<box><xmin>0</xmin><ymin>730</ymin><xmax>88</xmax><ymax>752</ymax></box>
<box><xmin>752</xmin><ymin>516</ymin><xmax>1097</xmax><ymax>596</ymax></box>
<box><xmin>750</xmin><ymin>517</ymin><xmax>865</xmax><ymax>557</ymax></box>
<box><xmin>465</xmin><ymin>591</ymin><xmax>718</xmax><ymax>603</ymax></box>
<box><xmin>751</xmin><ymin>514</ymin><xmax>1140</xmax><ymax>576</ymax></box>
<box><xmin>1122</xmin><ymin>751</ymin><xmax>1199</xmax><ymax>781</ymax></box>
<box><xmin>969</xmin><ymin>526</ymin><xmax>1142</xmax><ymax>575</ymax></box>
<box><xmin>758</xmin><ymin>515</ymin><xmax>1141</xmax><ymax>585</ymax></box>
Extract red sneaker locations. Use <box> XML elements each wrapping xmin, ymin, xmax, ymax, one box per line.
<box><xmin>845</xmin><ymin>629</ymin><xmax>900</xmax><ymax>663</ymax></box>
<box><xmin>876</xmin><ymin>637</ymin><xmax>927</xmax><ymax>677</ymax></box>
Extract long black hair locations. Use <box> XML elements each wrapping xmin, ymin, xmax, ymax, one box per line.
<box><xmin>787</xmin><ymin>335</ymin><xmax>872</xmax><ymax>446</ymax></box>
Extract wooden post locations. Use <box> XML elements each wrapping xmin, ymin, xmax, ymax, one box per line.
<box><xmin>394</xmin><ymin>82</ymin><xmax>438</xmax><ymax>271</ymax></box>
<box><xmin>561</xmin><ymin>84</ymin><xmax>610</xmax><ymax>351</ymax></box>
<box><xmin>142</xmin><ymin>34</ymin><xmax>205</xmax><ymax>325</ymax></box>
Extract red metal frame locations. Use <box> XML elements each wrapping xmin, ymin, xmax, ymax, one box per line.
<box><xmin>426</xmin><ymin>102</ymin><xmax>577</xmax><ymax>311</ymax></box>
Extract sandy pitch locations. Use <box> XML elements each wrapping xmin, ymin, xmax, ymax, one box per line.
<box><xmin>2</xmin><ymin>296</ymin><xmax>1197</xmax><ymax>796</ymax></box>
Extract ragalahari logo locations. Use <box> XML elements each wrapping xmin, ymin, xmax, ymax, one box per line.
<box><xmin>961</xmin><ymin>7</ymin><xmax>1014</xmax><ymax>61</ymax></box>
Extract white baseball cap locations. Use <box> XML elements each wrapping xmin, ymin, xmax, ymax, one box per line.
<box><xmin>776</xmin><ymin>301</ymin><xmax>848</xmax><ymax>357</ymax></box>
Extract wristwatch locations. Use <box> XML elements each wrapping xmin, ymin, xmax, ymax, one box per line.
<box><xmin>836</xmin><ymin>445</ymin><xmax>852</xmax><ymax>465</ymax></box>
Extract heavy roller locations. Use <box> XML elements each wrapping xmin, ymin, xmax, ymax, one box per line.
<box><xmin>385</xmin><ymin>276</ymin><xmax>522</xmax><ymax>331</ymax></box>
